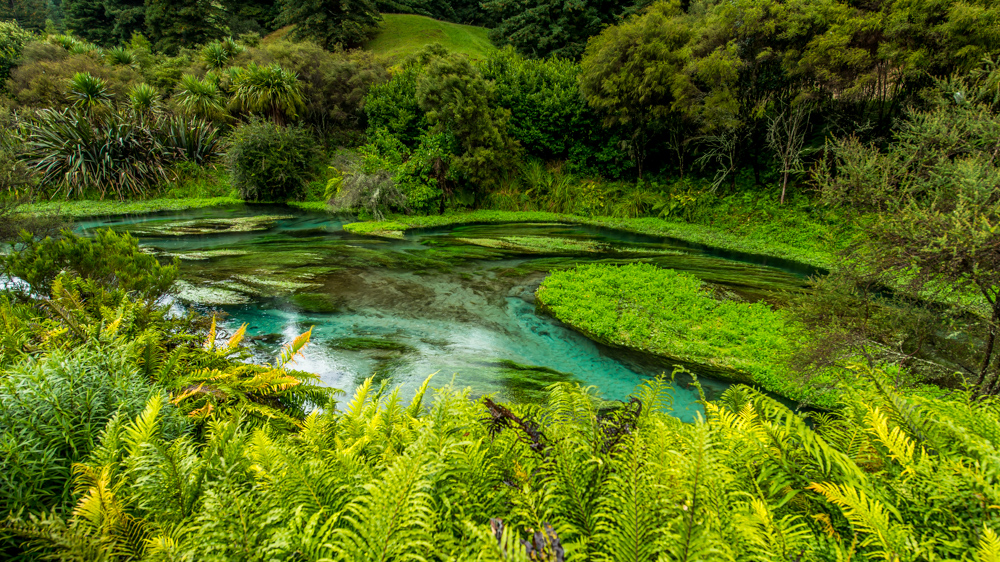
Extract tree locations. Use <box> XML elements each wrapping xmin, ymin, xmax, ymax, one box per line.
<box><xmin>483</xmin><ymin>0</ymin><xmax>650</xmax><ymax>60</ymax></box>
<box><xmin>579</xmin><ymin>0</ymin><xmax>691</xmax><ymax>178</ymax></box>
<box><xmin>230</xmin><ymin>62</ymin><xmax>304</xmax><ymax>126</ymax></box>
<box><xmin>144</xmin><ymin>0</ymin><xmax>226</xmax><ymax>54</ymax></box>
<box><xmin>816</xmin><ymin>71</ymin><xmax>1000</xmax><ymax>395</ymax></box>
<box><xmin>766</xmin><ymin>98</ymin><xmax>812</xmax><ymax>204</ymax></box>
<box><xmin>0</xmin><ymin>0</ymin><xmax>47</xmax><ymax>31</ymax></box>
<box><xmin>415</xmin><ymin>52</ymin><xmax>519</xmax><ymax>204</ymax></box>
<box><xmin>278</xmin><ymin>0</ymin><xmax>380</xmax><ymax>50</ymax></box>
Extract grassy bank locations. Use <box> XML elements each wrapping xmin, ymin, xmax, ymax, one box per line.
<box><xmin>536</xmin><ymin>263</ymin><xmax>838</xmax><ymax>406</ymax></box>
<box><xmin>18</xmin><ymin>197</ymin><xmax>245</xmax><ymax>219</ymax></box>
<box><xmin>343</xmin><ymin>209</ymin><xmax>847</xmax><ymax>269</ymax></box>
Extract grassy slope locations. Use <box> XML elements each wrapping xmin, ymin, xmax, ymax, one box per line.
<box><xmin>363</xmin><ymin>14</ymin><xmax>495</xmax><ymax>60</ymax></box>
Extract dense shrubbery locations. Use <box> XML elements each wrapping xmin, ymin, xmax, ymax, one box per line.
<box><xmin>226</xmin><ymin>119</ymin><xmax>321</xmax><ymax>201</ymax></box>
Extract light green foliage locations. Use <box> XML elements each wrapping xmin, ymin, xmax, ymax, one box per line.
<box><xmin>104</xmin><ymin>46</ymin><xmax>136</xmax><ymax>67</ymax></box>
<box><xmin>363</xmin><ymin>13</ymin><xmax>494</xmax><ymax>60</ymax></box>
<box><xmin>201</xmin><ymin>37</ymin><xmax>244</xmax><ymax>70</ymax></box>
<box><xmin>536</xmin><ymin>263</ymin><xmax>828</xmax><ymax>403</ymax></box>
<box><xmin>226</xmin><ymin>118</ymin><xmax>320</xmax><ymax>202</ymax></box>
<box><xmin>3</xmin><ymin>228</ymin><xmax>178</xmax><ymax>303</ymax></box>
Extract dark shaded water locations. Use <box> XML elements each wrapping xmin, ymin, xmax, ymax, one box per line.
<box><xmin>80</xmin><ymin>205</ymin><xmax>812</xmax><ymax>421</ymax></box>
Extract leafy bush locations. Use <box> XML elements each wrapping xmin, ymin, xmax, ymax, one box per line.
<box><xmin>230</xmin><ymin>62</ymin><xmax>304</xmax><ymax>125</ymax></box>
<box><xmin>226</xmin><ymin>119</ymin><xmax>320</xmax><ymax>201</ymax></box>
<box><xmin>363</xmin><ymin>63</ymin><xmax>425</xmax><ymax>146</ymax></box>
<box><xmin>7</xmin><ymin>53</ymin><xmax>141</xmax><ymax>110</ymax></box>
<box><xmin>0</xmin><ymin>343</ymin><xmax>185</xmax><ymax>515</ymax></box>
<box><xmin>3</xmin><ymin>228</ymin><xmax>179</xmax><ymax>304</ymax></box>
<box><xmin>174</xmin><ymin>73</ymin><xmax>229</xmax><ymax>121</ymax></box>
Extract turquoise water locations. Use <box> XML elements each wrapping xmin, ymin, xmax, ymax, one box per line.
<box><xmin>82</xmin><ymin>205</ymin><xmax>812</xmax><ymax>421</ymax></box>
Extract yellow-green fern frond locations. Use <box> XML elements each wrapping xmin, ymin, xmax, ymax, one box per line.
<box><xmin>806</xmin><ymin>482</ymin><xmax>910</xmax><ymax>561</ymax></box>
<box><xmin>978</xmin><ymin>526</ymin><xmax>1000</xmax><ymax>562</ymax></box>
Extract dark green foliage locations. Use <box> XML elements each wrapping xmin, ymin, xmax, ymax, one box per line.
<box><xmin>416</xmin><ymin>52</ymin><xmax>519</xmax><ymax>199</ymax></box>
<box><xmin>222</xmin><ymin>0</ymin><xmax>279</xmax><ymax>36</ymax></box>
<box><xmin>363</xmin><ymin>63</ymin><xmax>425</xmax><ymax>146</ymax></box>
<box><xmin>816</xmin><ymin>72</ymin><xmax>1000</xmax><ymax>396</ymax></box>
<box><xmin>64</xmin><ymin>0</ymin><xmax>116</xmax><ymax>45</ymax></box>
<box><xmin>144</xmin><ymin>0</ymin><xmax>226</xmax><ymax>54</ymax></box>
<box><xmin>226</xmin><ymin>119</ymin><xmax>321</xmax><ymax>201</ymax></box>
<box><xmin>483</xmin><ymin>0</ymin><xmax>650</xmax><ymax>60</ymax></box>
<box><xmin>0</xmin><ymin>0</ymin><xmax>47</xmax><ymax>32</ymax></box>
<box><xmin>480</xmin><ymin>47</ymin><xmax>626</xmax><ymax>173</ymax></box>
<box><xmin>375</xmin><ymin>0</ymin><xmax>488</xmax><ymax>25</ymax></box>
<box><xmin>277</xmin><ymin>0</ymin><xmax>380</xmax><ymax>49</ymax></box>
<box><xmin>257</xmin><ymin>40</ymin><xmax>388</xmax><ymax>131</ymax></box>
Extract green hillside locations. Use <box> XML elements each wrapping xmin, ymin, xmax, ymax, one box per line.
<box><xmin>363</xmin><ymin>14</ymin><xmax>495</xmax><ymax>60</ymax></box>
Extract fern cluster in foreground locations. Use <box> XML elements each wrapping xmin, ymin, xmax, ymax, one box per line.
<box><xmin>5</xmin><ymin>364</ymin><xmax>1000</xmax><ymax>561</ymax></box>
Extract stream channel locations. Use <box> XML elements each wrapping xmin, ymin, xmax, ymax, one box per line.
<box><xmin>79</xmin><ymin>205</ymin><xmax>817</xmax><ymax>422</ymax></box>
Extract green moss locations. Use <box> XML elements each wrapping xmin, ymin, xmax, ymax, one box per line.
<box><xmin>536</xmin><ymin>263</ymin><xmax>837</xmax><ymax>407</ymax></box>
<box><xmin>119</xmin><ymin>215</ymin><xmax>295</xmax><ymax>237</ymax></box>
<box><xmin>289</xmin><ymin>293</ymin><xmax>339</xmax><ymax>314</ymax></box>
<box><xmin>491</xmin><ymin>359</ymin><xmax>577</xmax><ymax>403</ymax></box>
<box><xmin>329</xmin><ymin>337</ymin><xmax>416</xmax><ymax>353</ymax></box>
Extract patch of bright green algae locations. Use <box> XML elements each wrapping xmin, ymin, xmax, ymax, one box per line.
<box><xmin>535</xmin><ymin>263</ymin><xmax>837</xmax><ymax>407</ymax></box>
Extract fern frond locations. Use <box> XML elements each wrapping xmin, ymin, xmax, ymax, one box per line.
<box><xmin>806</xmin><ymin>482</ymin><xmax>910</xmax><ymax>561</ymax></box>
<box><xmin>978</xmin><ymin>526</ymin><xmax>1000</xmax><ymax>562</ymax></box>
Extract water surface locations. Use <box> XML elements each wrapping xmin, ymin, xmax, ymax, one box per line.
<box><xmin>83</xmin><ymin>205</ymin><xmax>812</xmax><ymax>421</ymax></box>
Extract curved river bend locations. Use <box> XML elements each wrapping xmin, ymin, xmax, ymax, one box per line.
<box><xmin>80</xmin><ymin>205</ymin><xmax>814</xmax><ymax>421</ymax></box>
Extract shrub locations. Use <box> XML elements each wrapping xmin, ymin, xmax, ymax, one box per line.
<box><xmin>226</xmin><ymin>119</ymin><xmax>320</xmax><ymax>201</ymax></box>
<box><xmin>230</xmin><ymin>62</ymin><xmax>304</xmax><ymax>125</ymax></box>
<box><xmin>174</xmin><ymin>73</ymin><xmax>229</xmax><ymax>122</ymax></box>
<box><xmin>0</xmin><ymin>343</ymin><xmax>186</xmax><ymax>515</ymax></box>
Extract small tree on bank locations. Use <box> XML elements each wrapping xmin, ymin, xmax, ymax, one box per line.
<box><xmin>817</xmin><ymin>70</ymin><xmax>1000</xmax><ymax>395</ymax></box>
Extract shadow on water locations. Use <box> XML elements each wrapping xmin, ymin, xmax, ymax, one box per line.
<box><xmin>81</xmin><ymin>206</ymin><xmax>815</xmax><ymax>422</ymax></box>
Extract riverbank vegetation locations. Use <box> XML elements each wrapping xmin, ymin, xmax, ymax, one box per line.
<box><xmin>3</xmin><ymin>0</ymin><xmax>1000</xmax><ymax>558</ymax></box>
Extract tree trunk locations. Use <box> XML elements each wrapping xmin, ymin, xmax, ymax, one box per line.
<box><xmin>780</xmin><ymin>169</ymin><xmax>788</xmax><ymax>205</ymax></box>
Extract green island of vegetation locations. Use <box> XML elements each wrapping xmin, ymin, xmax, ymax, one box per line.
<box><xmin>536</xmin><ymin>263</ymin><xmax>836</xmax><ymax>404</ymax></box>
<box><xmin>2</xmin><ymin>0</ymin><xmax>1000</xmax><ymax>559</ymax></box>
